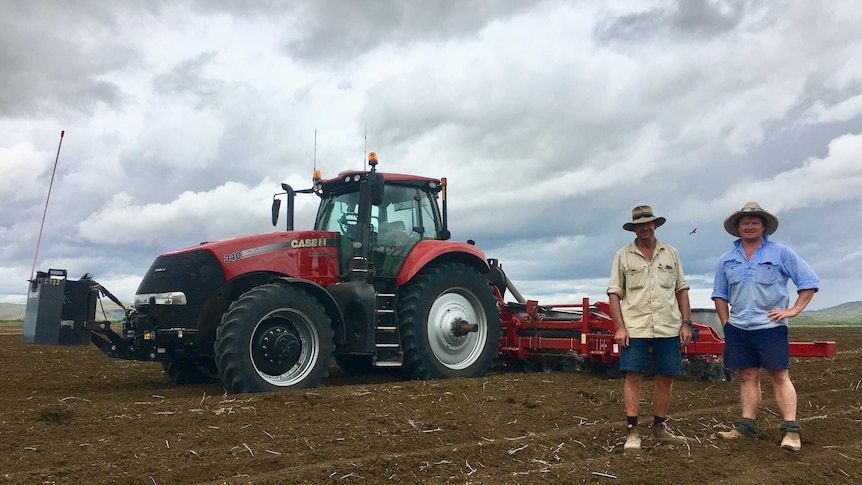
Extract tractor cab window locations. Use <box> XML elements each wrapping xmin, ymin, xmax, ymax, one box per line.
<box><xmin>316</xmin><ymin>192</ymin><xmax>361</xmax><ymax>239</ymax></box>
<box><xmin>373</xmin><ymin>185</ymin><xmax>440</xmax><ymax>242</ymax></box>
<box><xmin>371</xmin><ymin>185</ymin><xmax>440</xmax><ymax>276</ymax></box>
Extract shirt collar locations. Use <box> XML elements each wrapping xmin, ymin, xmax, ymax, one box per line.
<box><xmin>733</xmin><ymin>234</ymin><xmax>769</xmax><ymax>248</ymax></box>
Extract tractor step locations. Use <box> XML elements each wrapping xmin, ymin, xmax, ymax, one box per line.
<box><xmin>373</xmin><ymin>292</ymin><xmax>402</xmax><ymax>366</ymax></box>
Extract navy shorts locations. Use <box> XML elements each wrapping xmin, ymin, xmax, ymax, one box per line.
<box><xmin>723</xmin><ymin>324</ymin><xmax>789</xmax><ymax>371</ymax></box>
<box><xmin>620</xmin><ymin>337</ymin><xmax>682</xmax><ymax>375</ymax></box>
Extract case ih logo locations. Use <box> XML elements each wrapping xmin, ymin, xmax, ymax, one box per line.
<box><xmin>223</xmin><ymin>238</ymin><xmax>331</xmax><ymax>263</ymax></box>
<box><xmin>290</xmin><ymin>237</ymin><xmax>328</xmax><ymax>248</ymax></box>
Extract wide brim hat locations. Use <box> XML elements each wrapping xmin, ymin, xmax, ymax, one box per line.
<box><xmin>723</xmin><ymin>202</ymin><xmax>779</xmax><ymax>237</ymax></box>
<box><xmin>623</xmin><ymin>205</ymin><xmax>666</xmax><ymax>231</ymax></box>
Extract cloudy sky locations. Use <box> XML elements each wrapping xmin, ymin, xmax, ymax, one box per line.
<box><xmin>2</xmin><ymin>0</ymin><xmax>860</xmax><ymax>311</ymax></box>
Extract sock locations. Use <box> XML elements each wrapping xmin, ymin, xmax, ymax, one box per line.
<box><xmin>653</xmin><ymin>416</ymin><xmax>667</xmax><ymax>427</ymax></box>
<box><xmin>627</xmin><ymin>416</ymin><xmax>638</xmax><ymax>429</ymax></box>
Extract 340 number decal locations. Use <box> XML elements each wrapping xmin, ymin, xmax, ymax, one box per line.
<box><xmin>223</xmin><ymin>251</ymin><xmax>242</xmax><ymax>263</ymax></box>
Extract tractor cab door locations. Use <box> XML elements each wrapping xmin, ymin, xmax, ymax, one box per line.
<box><xmin>315</xmin><ymin>192</ymin><xmax>362</xmax><ymax>274</ymax></box>
<box><xmin>371</xmin><ymin>185</ymin><xmax>439</xmax><ymax>277</ymax></box>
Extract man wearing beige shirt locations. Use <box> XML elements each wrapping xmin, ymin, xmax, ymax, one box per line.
<box><xmin>607</xmin><ymin>205</ymin><xmax>692</xmax><ymax>454</ymax></box>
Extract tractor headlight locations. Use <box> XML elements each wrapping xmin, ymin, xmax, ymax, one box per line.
<box><xmin>134</xmin><ymin>292</ymin><xmax>188</xmax><ymax>306</ymax></box>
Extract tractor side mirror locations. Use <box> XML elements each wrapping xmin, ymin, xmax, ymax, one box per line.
<box><xmin>271</xmin><ymin>198</ymin><xmax>281</xmax><ymax>226</ymax></box>
<box><xmin>369</xmin><ymin>172</ymin><xmax>384</xmax><ymax>206</ymax></box>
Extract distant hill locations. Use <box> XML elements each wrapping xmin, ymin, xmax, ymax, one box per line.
<box><xmin>0</xmin><ymin>303</ymin><xmax>26</xmax><ymax>321</ymax></box>
<box><xmin>0</xmin><ymin>301</ymin><xmax>127</xmax><ymax>322</ymax></box>
<box><xmin>792</xmin><ymin>301</ymin><xmax>862</xmax><ymax>325</ymax></box>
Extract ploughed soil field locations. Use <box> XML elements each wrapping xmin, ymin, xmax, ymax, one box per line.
<box><xmin>1</xmin><ymin>325</ymin><xmax>860</xmax><ymax>485</ymax></box>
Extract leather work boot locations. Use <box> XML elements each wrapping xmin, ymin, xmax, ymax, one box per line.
<box><xmin>780</xmin><ymin>432</ymin><xmax>801</xmax><ymax>452</ymax></box>
<box><xmin>715</xmin><ymin>429</ymin><xmax>753</xmax><ymax>440</ymax></box>
<box><xmin>623</xmin><ymin>427</ymin><xmax>641</xmax><ymax>454</ymax></box>
<box><xmin>652</xmin><ymin>422</ymin><xmax>687</xmax><ymax>444</ymax></box>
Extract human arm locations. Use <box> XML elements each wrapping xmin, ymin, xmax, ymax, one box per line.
<box><xmin>676</xmin><ymin>288</ymin><xmax>692</xmax><ymax>346</ymax></box>
<box><xmin>768</xmin><ymin>289</ymin><xmax>815</xmax><ymax>321</ymax></box>
<box><xmin>713</xmin><ymin>297</ymin><xmax>729</xmax><ymax>326</ymax></box>
<box><xmin>608</xmin><ymin>292</ymin><xmax>630</xmax><ymax>348</ymax></box>
<box><xmin>769</xmin><ymin>246</ymin><xmax>818</xmax><ymax>321</ymax></box>
<box><xmin>711</xmin><ymin>254</ymin><xmax>730</xmax><ymax>325</ymax></box>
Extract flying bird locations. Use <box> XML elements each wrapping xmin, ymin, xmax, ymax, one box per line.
<box><xmin>689</xmin><ymin>228</ymin><xmax>697</xmax><ymax>235</ymax></box>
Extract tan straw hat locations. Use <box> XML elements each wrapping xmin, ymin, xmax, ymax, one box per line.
<box><xmin>723</xmin><ymin>202</ymin><xmax>779</xmax><ymax>237</ymax></box>
<box><xmin>623</xmin><ymin>205</ymin><xmax>666</xmax><ymax>231</ymax></box>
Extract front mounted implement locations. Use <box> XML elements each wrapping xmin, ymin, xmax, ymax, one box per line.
<box><xmin>24</xmin><ymin>269</ymin><xmax>131</xmax><ymax>358</ymax></box>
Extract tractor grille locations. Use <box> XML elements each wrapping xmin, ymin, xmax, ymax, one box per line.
<box><xmin>134</xmin><ymin>249</ymin><xmax>226</xmax><ymax>330</ymax></box>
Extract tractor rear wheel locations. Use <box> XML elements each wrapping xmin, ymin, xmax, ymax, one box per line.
<box><xmin>397</xmin><ymin>262</ymin><xmax>501</xmax><ymax>381</ymax></box>
<box><xmin>214</xmin><ymin>284</ymin><xmax>334</xmax><ymax>393</ymax></box>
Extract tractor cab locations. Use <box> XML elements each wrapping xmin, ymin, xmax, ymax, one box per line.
<box><xmin>274</xmin><ymin>152</ymin><xmax>450</xmax><ymax>279</ymax></box>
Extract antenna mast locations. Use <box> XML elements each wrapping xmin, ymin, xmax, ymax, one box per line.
<box><xmin>30</xmin><ymin>130</ymin><xmax>65</xmax><ymax>281</ymax></box>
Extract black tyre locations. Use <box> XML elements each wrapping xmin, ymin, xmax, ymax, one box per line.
<box><xmin>397</xmin><ymin>262</ymin><xmax>502</xmax><ymax>380</ymax></box>
<box><xmin>214</xmin><ymin>284</ymin><xmax>334</xmax><ymax>393</ymax></box>
<box><xmin>334</xmin><ymin>354</ymin><xmax>374</xmax><ymax>375</ymax></box>
<box><xmin>702</xmin><ymin>360</ymin><xmax>725</xmax><ymax>382</ymax></box>
<box><xmin>724</xmin><ymin>366</ymin><xmax>738</xmax><ymax>382</ymax></box>
<box><xmin>162</xmin><ymin>357</ymin><xmax>219</xmax><ymax>385</ymax></box>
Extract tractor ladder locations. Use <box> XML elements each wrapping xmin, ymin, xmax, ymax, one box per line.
<box><xmin>372</xmin><ymin>292</ymin><xmax>402</xmax><ymax>367</ymax></box>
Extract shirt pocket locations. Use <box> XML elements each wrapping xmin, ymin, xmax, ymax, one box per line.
<box><xmin>625</xmin><ymin>267</ymin><xmax>648</xmax><ymax>290</ymax></box>
<box><xmin>657</xmin><ymin>264</ymin><xmax>676</xmax><ymax>288</ymax></box>
<box><xmin>724</xmin><ymin>260</ymin><xmax>744</xmax><ymax>285</ymax></box>
<box><xmin>756</xmin><ymin>262</ymin><xmax>777</xmax><ymax>285</ymax></box>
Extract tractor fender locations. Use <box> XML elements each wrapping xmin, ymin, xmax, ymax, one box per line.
<box><xmin>271</xmin><ymin>276</ymin><xmax>346</xmax><ymax>344</ymax></box>
<box><xmin>198</xmin><ymin>273</ymin><xmax>346</xmax><ymax>350</ymax></box>
<box><xmin>396</xmin><ymin>240</ymin><xmax>490</xmax><ymax>285</ymax></box>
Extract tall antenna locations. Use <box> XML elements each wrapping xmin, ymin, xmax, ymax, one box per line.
<box><xmin>312</xmin><ymin>129</ymin><xmax>321</xmax><ymax>182</ymax></box>
<box><xmin>30</xmin><ymin>130</ymin><xmax>65</xmax><ymax>280</ymax></box>
<box><xmin>364</xmin><ymin>123</ymin><xmax>367</xmax><ymax>170</ymax></box>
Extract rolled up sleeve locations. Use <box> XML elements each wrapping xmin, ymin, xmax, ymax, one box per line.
<box><xmin>607</xmin><ymin>250</ymin><xmax>625</xmax><ymax>298</ymax></box>
<box><xmin>711</xmin><ymin>256</ymin><xmax>729</xmax><ymax>301</ymax></box>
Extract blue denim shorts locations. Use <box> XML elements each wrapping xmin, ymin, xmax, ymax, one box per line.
<box><xmin>723</xmin><ymin>324</ymin><xmax>789</xmax><ymax>371</ymax></box>
<box><xmin>619</xmin><ymin>337</ymin><xmax>682</xmax><ymax>375</ymax></box>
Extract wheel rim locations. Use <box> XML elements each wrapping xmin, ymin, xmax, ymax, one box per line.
<box><xmin>426</xmin><ymin>288</ymin><xmax>488</xmax><ymax>370</ymax></box>
<box><xmin>249</xmin><ymin>309</ymin><xmax>319</xmax><ymax>387</ymax></box>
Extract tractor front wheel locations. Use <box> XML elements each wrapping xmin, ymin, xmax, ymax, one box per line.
<box><xmin>162</xmin><ymin>357</ymin><xmax>219</xmax><ymax>385</ymax></box>
<box><xmin>214</xmin><ymin>284</ymin><xmax>334</xmax><ymax>393</ymax></box>
<box><xmin>397</xmin><ymin>262</ymin><xmax>502</xmax><ymax>381</ymax></box>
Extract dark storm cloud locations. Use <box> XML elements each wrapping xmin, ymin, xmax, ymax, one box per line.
<box><xmin>0</xmin><ymin>1</ymin><xmax>140</xmax><ymax>118</ymax></box>
<box><xmin>153</xmin><ymin>52</ymin><xmax>224</xmax><ymax>107</ymax></box>
<box><xmin>279</xmin><ymin>0</ymin><xmax>537</xmax><ymax>62</ymax></box>
<box><xmin>593</xmin><ymin>0</ymin><xmax>751</xmax><ymax>44</ymax></box>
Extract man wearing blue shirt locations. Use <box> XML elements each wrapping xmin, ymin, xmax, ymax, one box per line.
<box><xmin>711</xmin><ymin>202</ymin><xmax>819</xmax><ymax>452</ymax></box>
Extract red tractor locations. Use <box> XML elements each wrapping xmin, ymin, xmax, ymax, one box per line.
<box><xmin>25</xmin><ymin>153</ymin><xmax>503</xmax><ymax>393</ymax></box>
<box><xmin>24</xmin><ymin>153</ymin><xmax>837</xmax><ymax>392</ymax></box>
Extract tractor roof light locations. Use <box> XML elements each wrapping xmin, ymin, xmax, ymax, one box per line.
<box><xmin>368</xmin><ymin>151</ymin><xmax>378</xmax><ymax>172</ymax></box>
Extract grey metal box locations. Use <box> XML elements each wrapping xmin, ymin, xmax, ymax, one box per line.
<box><xmin>23</xmin><ymin>269</ymin><xmax>92</xmax><ymax>346</ymax></box>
